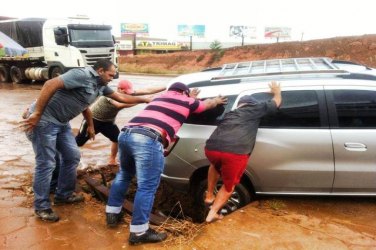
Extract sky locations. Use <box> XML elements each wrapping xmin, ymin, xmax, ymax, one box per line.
<box><xmin>2</xmin><ymin>0</ymin><xmax>376</xmax><ymax>43</ymax></box>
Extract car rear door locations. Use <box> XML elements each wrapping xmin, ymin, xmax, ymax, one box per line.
<box><xmin>244</xmin><ymin>86</ymin><xmax>335</xmax><ymax>194</ymax></box>
<box><xmin>325</xmin><ymin>86</ymin><xmax>376</xmax><ymax>193</ymax></box>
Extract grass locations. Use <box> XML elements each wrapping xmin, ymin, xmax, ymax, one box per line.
<box><xmin>267</xmin><ymin>199</ymin><xmax>286</xmax><ymax>210</ymax></box>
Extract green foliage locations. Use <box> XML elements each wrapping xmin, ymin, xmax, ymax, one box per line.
<box><xmin>196</xmin><ymin>54</ymin><xmax>205</xmax><ymax>62</ymax></box>
<box><xmin>267</xmin><ymin>199</ymin><xmax>286</xmax><ymax>210</ymax></box>
<box><xmin>207</xmin><ymin>49</ymin><xmax>225</xmax><ymax>65</ymax></box>
<box><xmin>210</xmin><ymin>40</ymin><xmax>222</xmax><ymax>51</ymax></box>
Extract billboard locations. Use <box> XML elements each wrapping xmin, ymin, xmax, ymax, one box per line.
<box><xmin>264</xmin><ymin>27</ymin><xmax>291</xmax><ymax>38</ymax></box>
<box><xmin>136</xmin><ymin>40</ymin><xmax>189</xmax><ymax>50</ymax></box>
<box><xmin>229</xmin><ymin>26</ymin><xmax>257</xmax><ymax>39</ymax></box>
<box><xmin>121</xmin><ymin>23</ymin><xmax>149</xmax><ymax>36</ymax></box>
<box><xmin>177</xmin><ymin>25</ymin><xmax>205</xmax><ymax>38</ymax></box>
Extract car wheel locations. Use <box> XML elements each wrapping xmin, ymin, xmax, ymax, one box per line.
<box><xmin>195</xmin><ymin>178</ymin><xmax>253</xmax><ymax>216</ymax></box>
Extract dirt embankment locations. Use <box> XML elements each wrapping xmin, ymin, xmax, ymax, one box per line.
<box><xmin>119</xmin><ymin>34</ymin><xmax>376</xmax><ymax>74</ymax></box>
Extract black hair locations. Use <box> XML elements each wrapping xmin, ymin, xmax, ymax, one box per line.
<box><xmin>93</xmin><ymin>59</ymin><xmax>114</xmax><ymax>71</ymax></box>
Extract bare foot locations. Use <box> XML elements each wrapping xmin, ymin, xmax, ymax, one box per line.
<box><xmin>107</xmin><ymin>161</ymin><xmax>118</xmax><ymax>166</ymax></box>
<box><xmin>204</xmin><ymin>191</ymin><xmax>215</xmax><ymax>205</ymax></box>
<box><xmin>206</xmin><ymin>210</ymin><xmax>224</xmax><ymax>223</ymax></box>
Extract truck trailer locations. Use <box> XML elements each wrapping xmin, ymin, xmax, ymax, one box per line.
<box><xmin>0</xmin><ymin>16</ymin><xmax>118</xmax><ymax>83</ymax></box>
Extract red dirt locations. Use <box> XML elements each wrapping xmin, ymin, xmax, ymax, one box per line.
<box><xmin>120</xmin><ymin>34</ymin><xmax>376</xmax><ymax>74</ymax></box>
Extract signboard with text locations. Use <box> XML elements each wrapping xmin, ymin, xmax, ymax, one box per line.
<box><xmin>229</xmin><ymin>25</ymin><xmax>257</xmax><ymax>39</ymax></box>
<box><xmin>264</xmin><ymin>27</ymin><xmax>291</xmax><ymax>38</ymax></box>
<box><xmin>177</xmin><ymin>25</ymin><xmax>205</xmax><ymax>38</ymax></box>
<box><xmin>136</xmin><ymin>40</ymin><xmax>189</xmax><ymax>50</ymax></box>
<box><xmin>121</xmin><ymin>23</ymin><xmax>149</xmax><ymax>36</ymax></box>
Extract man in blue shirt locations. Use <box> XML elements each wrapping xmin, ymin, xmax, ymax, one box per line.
<box><xmin>21</xmin><ymin>60</ymin><xmax>150</xmax><ymax>222</ymax></box>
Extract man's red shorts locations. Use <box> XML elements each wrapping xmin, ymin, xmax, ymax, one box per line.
<box><xmin>205</xmin><ymin>149</ymin><xmax>249</xmax><ymax>192</ymax></box>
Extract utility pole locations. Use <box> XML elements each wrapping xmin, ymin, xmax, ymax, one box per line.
<box><xmin>241</xmin><ymin>34</ymin><xmax>244</xmax><ymax>46</ymax></box>
<box><xmin>132</xmin><ymin>33</ymin><xmax>136</xmax><ymax>55</ymax></box>
<box><xmin>190</xmin><ymin>35</ymin><xmax>193</xmax><ymax>51</ymax></box>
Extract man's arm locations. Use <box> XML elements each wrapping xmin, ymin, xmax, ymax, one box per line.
<box><xmin>132</xmin><ymin>85</ymin><xmax>166</xmax><ymax>95</ymax></box>
<box><xmin>82</xmin><ymin>108</ymin><xmax>95</xmax><ymax>141</ymax></box>
<box><xmin>269</xmin><ymin>81</ymin><xmax>282</xmax><ymax>108</ymax></box>
<box><xmin>106</xmin><ymin>92</ymin><xmax>152</xmax><ymax>104</ymax></box>
<box><xmin>20</xmin><ymin>77</ymin><xmax>64</xmax><ymax>131</ymax></box>
<box><xmin>109</xmin><ymin>99</ymin><xmax>137</xmax><ymax>109</ymax></box>
<box><xmin>203</xmin><ymin>95</ymin><xmax>228</xmax><ymax>110</ymax></box>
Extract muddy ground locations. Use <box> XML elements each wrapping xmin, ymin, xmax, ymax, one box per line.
<box><xmin>1</xmin><ymin>76</ymin><xmax>376</xmax><ymax>249</ymax></box>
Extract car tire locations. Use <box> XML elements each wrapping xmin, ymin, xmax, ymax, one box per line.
<box><xmin>195</xmin><ymin>178</ymin><xmax>253</xmax><ymax>217</ymax></box>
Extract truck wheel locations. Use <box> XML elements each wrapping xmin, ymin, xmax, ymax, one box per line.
<box><xmin>50</xmin><ymin>67</ymin><xmax>64</xmax><ymax>79</ymax></box>
<box><xmin>0</xmin><ymin>65</ymin><xmax>11</xmax><ymax>83</ymax></box>
<box><xmin>10</xmin><ymin>66</ymin><xmax>30</xmax><ymax>84</ymax></box>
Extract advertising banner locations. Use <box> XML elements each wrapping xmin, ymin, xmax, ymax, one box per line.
<box><xmin>121</xmin><ymin>23</ymin><xmax>149</xmax><ymax>36</ymax></box>
<box><xmin>229</xmin><ymin>26</ymin><xmax>257</xmax><ymax>39</ymax></box>
<box><xmin>177</xmin><ymin>25</ymin><xmax>205</xmax><ymax>38</ymax></box>
<box><xmin>136</xmin><ymin>40</ymin><xmax>189</xmax><ymax>50</ymax></box>
<box><xmin>116</xmin><ymin>40</ymin><xmax>133</xmax><ymax>51</ymax></box>
<box><xmin>264</xmin><ymin>27</ymin><xmax>291</xmax><ymax>38</ymax></box>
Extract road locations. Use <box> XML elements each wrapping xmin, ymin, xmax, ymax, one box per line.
<box><xmin>1</xmin><ymin>75</ymin><xmax>376</xmax><ymax>249</ymax></box>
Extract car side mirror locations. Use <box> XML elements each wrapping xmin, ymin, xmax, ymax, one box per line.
<box><xmin>54</xmin><ymin>27</ymin><xmax>69</xmax><ymax>46</ymax></box>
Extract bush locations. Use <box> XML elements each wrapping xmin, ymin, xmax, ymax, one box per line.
<box><xmin>196</xmin><ymin>54</ymin><xmax>205</xmax><ymax>62</ymax></box>
<box><xmin>210</xmin><ymin>40</ymin><xmax>222</xmax><ymax>51</ymax></box>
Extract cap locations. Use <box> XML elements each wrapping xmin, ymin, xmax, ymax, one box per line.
<box><xmin>168</xmin><ymin>82</ymin><xmax>190</xmax><ymax>96</ymax></box>
<box><xmin>117</xmin><ymin>80</ymin><xmax>134</xmax><ymax>94</ymax></box>
<box><xmin>238</xmin><ymin>95</ymin><xmax>259</xmax><ymax>106</ymax></box>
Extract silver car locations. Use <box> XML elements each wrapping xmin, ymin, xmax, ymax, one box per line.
<box><xmin>162</xmin><ymin>57</ymin><xmax>376</xmax><ymax>215</ymax></box>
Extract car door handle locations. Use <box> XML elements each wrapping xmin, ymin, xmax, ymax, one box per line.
<box><xmin>344</xmin><ymin>142</ymin><xmax>367</xmax><ymax>152</ymax></box>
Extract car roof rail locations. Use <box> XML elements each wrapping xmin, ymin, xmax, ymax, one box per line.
<box><xmin>212</xmin><ymin>57</ymin><xmax>349</xmax><ymax>80</ymax></box>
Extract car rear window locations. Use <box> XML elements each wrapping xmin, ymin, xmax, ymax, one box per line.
<box><xmin>185</xmin><ymin>95</ymin><xmax>237</xmax><ymax>125</ymax></box>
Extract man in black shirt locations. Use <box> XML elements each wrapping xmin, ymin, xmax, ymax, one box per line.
<box><xmin>204</xmin><ymin>81</ymin><xmax>282</xmax><ymax>223</ymax></box>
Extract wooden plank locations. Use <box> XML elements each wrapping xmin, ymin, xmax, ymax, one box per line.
<box><xmin>84</xmin><ymin>176</ymin><xmax>167</xmax><ymax>225</ymax></box>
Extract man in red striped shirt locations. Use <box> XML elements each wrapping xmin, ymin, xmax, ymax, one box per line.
<box><xmin>106</xmin><ymin>82</ymin><xmax>227</xmax><ymax>245</ymax></box>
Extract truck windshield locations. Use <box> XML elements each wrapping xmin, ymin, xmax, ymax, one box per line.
<box><xmin>69</xmin><ymin>28</ymin><xmax>114</xmax><ymax>48</ymax></box>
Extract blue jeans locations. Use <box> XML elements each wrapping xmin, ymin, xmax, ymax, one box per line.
<box><xmin>26</xmin><ymin>130</ymin><xmax>60</xmax><ymax>193</ymax></box>
<box><xmin>106</xmin><ymin>130</ymin><xmax>164</xmax><ymax>233</ymax></box>
<box><xmin>31</xmin><ymin>121</ymin><xmax>80</xmax><ymax>210</ymax></box>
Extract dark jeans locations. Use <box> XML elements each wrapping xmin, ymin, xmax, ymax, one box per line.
<box><xmin>75</xmin><ymin>118</ymin><xmax>120</xmax><ymax>146</ymax></box>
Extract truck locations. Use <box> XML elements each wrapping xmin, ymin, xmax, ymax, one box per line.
<box><xmin>0</xmin><ymin>16</ymin><xmax>118</xmax><ymax>84</ymax></box>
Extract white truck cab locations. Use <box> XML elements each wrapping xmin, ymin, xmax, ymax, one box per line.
<box><xmin>0</xmin><ymin>16</ymin><xmax>118</xmax><ymax>83</ymax></box>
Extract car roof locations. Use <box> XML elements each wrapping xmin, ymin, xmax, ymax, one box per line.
<box><xmin>168</xmin><ymin>57</ymin><xmax>376</xmax><ymax>89</ymax></box>
<box><xmin>197</xmin><ymin>78</ymin><xmax>376</xmax><ymax>99</ymax></box>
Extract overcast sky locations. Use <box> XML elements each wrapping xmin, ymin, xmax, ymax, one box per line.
<box><xmin>2</xmin><ymin>0</ymin><xmax>376</xmax><ymax>43</ymax></box>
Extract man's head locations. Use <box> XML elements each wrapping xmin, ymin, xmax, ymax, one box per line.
<box><xmin>117</xmin><ymin>79</ymin><xmax>134</xmax><ymax>94</ymax></box>
<box><xmin>237</xmin><ymin>95</ymin><xmax>259</xmax><ymax>107</ymax></box>
<box><xmin>93</xmin><ymin>59</ymin><xmax>116</xmax><ymax>85</ymax></box>
<box><xmin>168</xmin><ymin>82</ymin><xmax>190</xmax><ymax>96</ymax></box>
